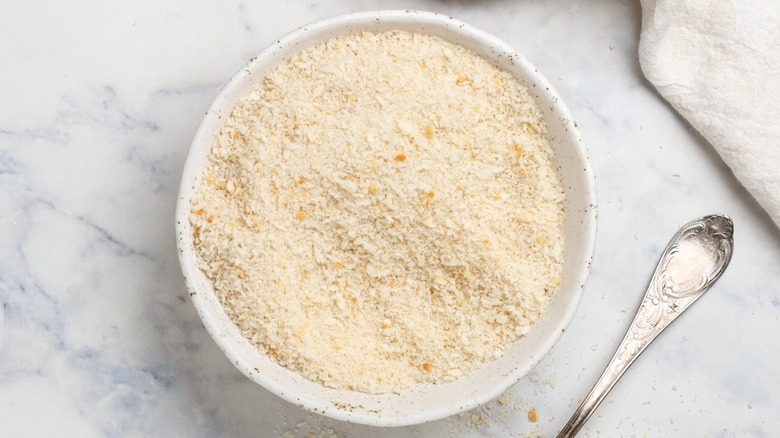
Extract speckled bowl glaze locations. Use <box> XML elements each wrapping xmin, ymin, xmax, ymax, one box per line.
<box><xmin>176</xmin><ymin>10</ymin><xmax>597</xmax><ymax>427</ymax></box>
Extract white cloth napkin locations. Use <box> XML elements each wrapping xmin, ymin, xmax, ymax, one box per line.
<box><xmin>639</xmin><ymin>0</ymin><xmax>780</xmax><ymax>228</ymax></box>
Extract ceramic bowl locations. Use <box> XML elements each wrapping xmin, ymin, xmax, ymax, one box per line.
<box><xmin>176</xmin><ymin>10</ymin><xmax>597</xmax><ymax>427</ymax></box>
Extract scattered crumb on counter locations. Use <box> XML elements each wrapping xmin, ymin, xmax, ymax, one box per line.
<box><xmin>520</xmin><ymin>429</ymin><xmax>543</xmax><ymax>438</ymax></box>
<box><xmin>281</xmin><ymin>421</ymin><xmax>345</xmax><ymax>438</ymax></box>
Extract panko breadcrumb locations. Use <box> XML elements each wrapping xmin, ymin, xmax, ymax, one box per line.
<box><xmin>190</xmin><ymin>31</ymin><xmax>564</xmax><ymax>394</ymax></box>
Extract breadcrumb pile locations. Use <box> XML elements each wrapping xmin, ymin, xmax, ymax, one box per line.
<box><xmin>191</xmin><ymin>31</ymin><xmax>564</xmax><ymax>394</ymax></box>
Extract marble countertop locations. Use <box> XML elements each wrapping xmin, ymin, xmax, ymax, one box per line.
<box><xmin>2</xmin><ymin>1</ymin><xmax>778</xmax><ymax>436</ymax></box>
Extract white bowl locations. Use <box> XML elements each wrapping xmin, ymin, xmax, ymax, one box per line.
<box><xmin>176</xmin><ymin>10</ymin><xmax>597</xmax><ymax>427</ymax></box>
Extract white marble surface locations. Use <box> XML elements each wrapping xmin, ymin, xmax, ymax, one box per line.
<box><xmin>2</xmin><ymin>1</ymin><xmax>778</xmax><ymax>437</ymax></box>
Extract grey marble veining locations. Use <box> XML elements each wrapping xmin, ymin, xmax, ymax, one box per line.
<box><xmin>2</xmin><ymin>0</ymin><xmax>779</xmax><ymax>437</ymax></box>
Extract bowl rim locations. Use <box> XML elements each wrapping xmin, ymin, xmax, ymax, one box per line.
<box><xmin>175</xmin><ymin>9</ymin><xmax>598</xmax><ymax>427</ymax></box>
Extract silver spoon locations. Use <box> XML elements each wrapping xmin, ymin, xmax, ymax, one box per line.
<box><xmin>557</xmin><ymin>214</ymin><xmax>734</xmax><ymax>437</ymax></box>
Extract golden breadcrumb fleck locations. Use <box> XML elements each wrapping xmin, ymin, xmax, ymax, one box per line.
<box><xmin>424</xmin><ymin>124</ymin><xmax>435</xmax><ymax>139</ymax></box>
<box><xmin>456</xmin><ymin>75</ymin><xmax>471</xmax><ymax>85</ymax></box>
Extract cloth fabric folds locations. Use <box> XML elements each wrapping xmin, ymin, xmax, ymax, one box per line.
<box><xmin>639</xmin><ymin>0</ymin><xmax>780</xmax><ymax>228</ymax></box>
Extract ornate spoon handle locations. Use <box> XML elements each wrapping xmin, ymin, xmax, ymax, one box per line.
<box><xmin>557</xmin><ymin>214</ymin><xmax>734</xmax><ymax>438</ymax></box>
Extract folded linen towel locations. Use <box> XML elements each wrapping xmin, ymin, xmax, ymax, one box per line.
<box><xmin>639</xmin><ymin>0</ymin><xmax>780</xmax><ymax>228</ymax></box>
